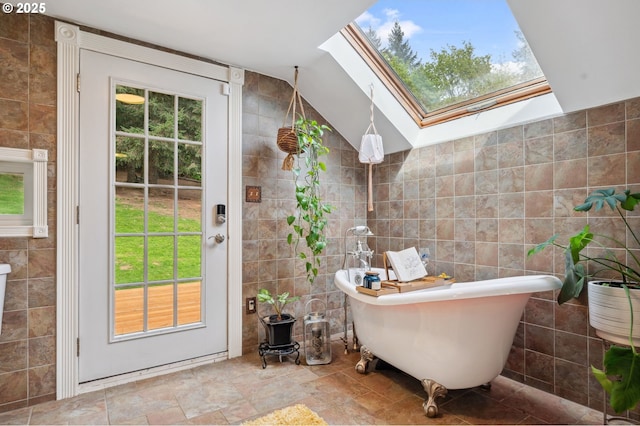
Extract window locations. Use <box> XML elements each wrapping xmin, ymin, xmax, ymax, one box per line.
<box><xmin>346</xmin><ymin>0</ymin><xmax>550</xmax><ymax>126</ymax></box>
<box><xmin>0</xmin><ymin>147</ymin><xmax>48</xmax><ymax>238</ymax></box>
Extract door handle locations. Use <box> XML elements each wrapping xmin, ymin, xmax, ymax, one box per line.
<box><xmin>209</xmin><ymin>234</ymin><xmax>225</xmax><ymax>244</ymax></box>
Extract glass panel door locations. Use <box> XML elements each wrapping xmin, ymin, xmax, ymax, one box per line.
<box><xmin>113</xmin><ymin>84</ymin><xmax>204</xmax><ymax>338</ymax></box>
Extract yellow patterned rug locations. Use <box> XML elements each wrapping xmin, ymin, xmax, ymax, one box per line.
<box><xmin>243</xmin><ymin>403</ymin><xmax>328</xmax><ymax>425</ymax></box>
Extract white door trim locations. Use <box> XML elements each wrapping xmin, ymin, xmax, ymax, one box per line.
<box><xmin>55</xmin><ymin>21</ymin><xmax>243</xmax><ymax>399</ymax></box>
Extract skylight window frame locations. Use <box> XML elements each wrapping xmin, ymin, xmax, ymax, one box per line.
<box><xmin>341</xmin><ymin>23</ymin><xmax>551</xmax><ymax>128</ymax></box>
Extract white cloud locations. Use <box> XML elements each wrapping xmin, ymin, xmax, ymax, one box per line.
<box><xmin>357</xmin><ymin>8</ymin><xmax>423</xmax><ymax>48</ymax></box>
<box><xmin>355</xmin><ymin>11</ymin><xmax>380</xmax><ymax>29</ymax></box>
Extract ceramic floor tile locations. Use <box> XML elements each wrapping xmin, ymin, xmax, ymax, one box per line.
<box><xmin>440</xmin><ymin>391</ymin><xmax>528</xmax><ymax>425</ymax></box>
<box><xmin>145</xmin><ymin>406</ymin><xmax>187</xmax><ymax>425</ymax></box>
<box><xmin>0</xmin><ymin>343</ymin><xmax>607</xmax><ymax>425</ymax></box>
<box><xmin>185</xmin><ymin>409</ymin><xmax>229</xmax><ymax>425</ymax></box>
<box><xmin>0</xmin><ymin>406</ymin><xmax>31</xmax><ymax>425</ymax></box>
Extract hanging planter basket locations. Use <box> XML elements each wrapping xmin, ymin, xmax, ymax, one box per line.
<box><xmin>359</xmin><ymin>84</ymin><xmax>385</xmax><ymax>212</ymax></box>
<box><xmin>277</xmin><ymin>66</ymin><xmax>306</xmax><ymax>170</ymax></box>
<box><xmin>276</xmin><ymin>127</ymin><xmax>298</xmax><ymax>155</ymax></box>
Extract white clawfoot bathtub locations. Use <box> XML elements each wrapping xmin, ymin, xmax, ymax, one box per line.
<box><xmin>334</xmin><ymin>268</ymin><xmax>561</xmax><ymax>417</ymax></box>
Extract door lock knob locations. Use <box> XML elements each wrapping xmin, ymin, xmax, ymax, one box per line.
<box><xmin>213</xmin><ymin>233</ymin><xmax>225</xmax><ymax>243</ymax></box>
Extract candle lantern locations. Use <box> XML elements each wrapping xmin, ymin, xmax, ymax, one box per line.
<box><xmin>303</xmin><ymin>299</ymin><xmax>332</xmax><ymax>365</ymax></box>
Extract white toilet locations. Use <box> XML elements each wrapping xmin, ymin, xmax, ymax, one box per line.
<box><xmin>0</xmin><ymin>264</ymin><xmax>11</xmax><ymax>336</ymax></box>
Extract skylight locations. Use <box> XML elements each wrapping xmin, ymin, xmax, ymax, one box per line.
<box><xmin>347</xmin><ymin>0</ymin><xmax>550</xmax><ymax>127</ymax></box>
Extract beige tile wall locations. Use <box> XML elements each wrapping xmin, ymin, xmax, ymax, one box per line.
<box><xmin>1</xmin><ymin>10</ymin><xmax>639</xmax><ymax>418</ymax></box>
<box><xmin>366</xmin><ymin>100</ymin><xmax>640</xmax><ymax>415</ymax></box>
<box><xmin>240</xmin><ymin>71</ymin><xmax>367</xmax><ymax>352</ymax></box>
<box><xmin>0</xmin><ymin>13</ymin><xmax>57</xmax><ymax>412</ymax></box>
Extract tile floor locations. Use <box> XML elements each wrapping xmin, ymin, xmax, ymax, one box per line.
<box><xmin>0</xmin><ymin>341</ymin><xmax>605</xmax><ymax>425</ymax></box>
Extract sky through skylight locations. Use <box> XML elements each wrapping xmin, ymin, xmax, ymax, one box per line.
<box><xmin>356</xmin><ymin>0</ymin><xmax>525</xmax><ymax>72</ymax></box>
<box><xmin>353</xmin><ymin>0</ymin><xmax>545</xmax><ymax>118</ymax></box>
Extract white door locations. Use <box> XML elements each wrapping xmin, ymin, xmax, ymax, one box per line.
<box><xmin>78</xmin><ymin>50</ymin><xmax>228</xmax><ymax>382</ymax></box>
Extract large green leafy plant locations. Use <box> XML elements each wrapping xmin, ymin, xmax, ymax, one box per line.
<box><xmin>287</xmin><ymin>117</ymin><xmax>334</xmax><ymax>285</ymax></box>
<box><xmin>528</xmin><ymin>188</ymin><xmax>640</xmax><ymax>413</ymax></box>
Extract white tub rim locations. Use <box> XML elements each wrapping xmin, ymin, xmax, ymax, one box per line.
<box><xmin>334</xmin><ymin>268</ymin><xmax>561</xmax><ymax>306</ymax></box>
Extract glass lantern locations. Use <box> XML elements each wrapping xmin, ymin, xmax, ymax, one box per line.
<box><xmin>303</xmin><ymin>299</ymin><xmax>332</xmax><ymax>365</ymax></box>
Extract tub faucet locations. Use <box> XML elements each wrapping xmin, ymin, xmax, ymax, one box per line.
<box><xmin>342</xmin><ymin>226</ymin><xmax>374</xmax><ymax>270</ymax></box>
<box><xmin>356</xmin><ymin>240</ymin><xmax>373</xmax><ymax>270</ymax></box>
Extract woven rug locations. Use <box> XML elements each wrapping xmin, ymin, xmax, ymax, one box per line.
<box><xmin>243</xmin><ymin>403</ymin><xmax>328</xmax><ymax>425</ymax></box>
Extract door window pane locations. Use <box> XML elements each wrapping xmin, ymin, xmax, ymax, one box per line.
<box><xmin>178</xmin><ymin>97</ymin><xmax>202</xmax><ymax>142</ymax></box>
<box><xmin>147</xmin><ymin>236</ymin><xmax>175</xmax><ymax>282</ymax></box>
<box><xmin>115</xmin><ymin>236</ymin><xmax>145</xmax><ymax>284</ymax></box>
<box><xmin>178</xmin><ymin>189</ymin><xmax>201</xmax><ymax>232</ymax></box>
<box><xmin>148</xmin><ymin>283</ymin><xmax>174</xmax><ymax>330</ymax></box>
<box><xmin>148</xmin><ymin>187</ymin><xmax>175</xmax><ymax>233</ymax></box>
<box><xmin>115</xmin><ymin>85</ymin><xmax>144</xmax><ymax>133</ymax></box>
<box><xmin>114</xmin><ymin>286</ymin><xmax>144</xmax><ymax>335</ymax></box>
<box><xmin>148</xmin><ymin>92</ymin><xmax>175</xmax><ymax>138</ymax></box>
<box><xmin>177</xmin><ymin>143</ymin><xmax>202</xmax><ymax>184</ymax></box>
<box><xmin>115</xmin><ymin>187</ymin><xmax>144</xmax><ymax>234</ymax></box>
<box><xmin>149</xmin><ymin>140</ymin><xmax>175</xmax><ymax>185</ymax></box>
<box><xmin>115</xmin><ymin>136</ymin><xmax>144</xmax><ymax>183</ymax></box>
<box><xmin>178</xmin><ymin>281</ymin><xmax>201</xmax><ymax>325</ymax></box>
<box><xmin>177</xmin><ymin>235</ymin><xmax>201</xmax><ymax>279</ymax></box>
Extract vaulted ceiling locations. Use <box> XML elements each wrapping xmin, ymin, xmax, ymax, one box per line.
<box><xmin>46</xmin><ymin>0</ymin><xmax>640</xmax><ymax>153</ymax></box>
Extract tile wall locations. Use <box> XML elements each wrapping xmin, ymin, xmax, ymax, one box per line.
<box><xmin>240</xmin><ymin>71</ymin><xmax>367</xmax><ymax>351</ymax></box>
<box><xmin>366</xmin><ymin>100</ymin><xmax>640</xmax><ymax>416</ymax></box>
<box><xmin>0</xmin><ymin>13</ymin><xmax>58</xmax><ymax>412</ymax></box>
<box><xmin>1</xmin><ymin>10</ymin><xmax>639</xmax><ymax>419</ymax></box>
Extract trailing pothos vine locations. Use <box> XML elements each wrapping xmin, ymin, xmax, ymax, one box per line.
<box><xmin>287</xmin><ymin>116</ymin><xmax>334</xmax><ymax>285</ymax></box>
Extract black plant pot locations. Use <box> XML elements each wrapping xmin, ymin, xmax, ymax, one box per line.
<box><xmin>260</xmin><ymin>314</ymin><xmax>296</xmax><ymax>347</ymax></box>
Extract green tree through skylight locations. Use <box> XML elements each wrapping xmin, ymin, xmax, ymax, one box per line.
<box><xmin>355</xmin><ymin>0</ymin><xmax>544</xmax><ymax>115</ymax></box>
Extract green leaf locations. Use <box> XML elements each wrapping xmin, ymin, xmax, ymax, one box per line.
<box><xmin>576</xmin><ymin>188</ymin><xmax>628</xmax><ymax>212</ymax></box>
<box><xmin>621</xmin><ymin>191</ymin><xmax>640</xmax><ymax>211</ymax></box>
<box><xmin>592</xmin><ymin>365</ymin><xmax>613</xmax><ymax>394</ymax></box>
<box><xmin>568</xmin><ymin>225</ymin><xmax>592</xmax><ymax>263</ymax></box>
<box><xmin>600</xmin><ymin>345</ymin><xmax>640</xmax><ymax>413</ymax></box>
<box><xmin>257</xmin><ymin>288</ymin><xmax>273</xmax><ymax>304</ymax></box>
<box><xmin>527</xmin><ymin>234</ymin><xmax>558</xmax><ymax>256</ymax></box>
<box><xmin>557</xmin><ymin>253</ymin><xmax>586</xmax><ymax>304</ymax></box>
<box><xmin>286</xmin><ymin>216</ymin><xmax>295</xmax><ymax>226</ymax></box>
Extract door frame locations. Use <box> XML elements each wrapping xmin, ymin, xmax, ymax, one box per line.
<box><xmin>55</xmin><ymin>21</ymin><xmax>244</xmax><ymax>399</ymax></box>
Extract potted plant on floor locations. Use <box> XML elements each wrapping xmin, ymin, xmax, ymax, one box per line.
<box><xmin>286</xmin><ymin>116</ymin><xmax>334</xmax><ymax>286</ymax></box>
<box><xmin>528</xmin><ymin>188</ymin><xmax>640</xmax><ymax>414</ymax></box>
<box><xmin>257</xmin><ymin>288</ymin><xmax>300</xmax><ymax>347</ymax></box>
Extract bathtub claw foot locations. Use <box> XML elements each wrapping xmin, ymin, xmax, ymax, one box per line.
<box><xmin>356</xmin><ymin>345</ymin><xmax>374</xmax><ymax>374</ymax></box>
<box><xmin>421</xmin><ymin>379</ymin><xmax>447</xmax><ymax>418</ymax></box>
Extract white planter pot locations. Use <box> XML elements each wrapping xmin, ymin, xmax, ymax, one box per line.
<box><xmin>588</xmin><ymin>281</ymin><xmax>640</xmax><ymax>347</ymax></box>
